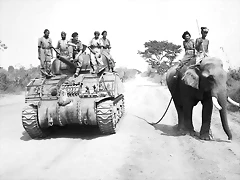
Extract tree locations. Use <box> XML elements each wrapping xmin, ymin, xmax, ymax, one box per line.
<box><xmin>8</xmin><ymin>66</ymin><xmax>14</xmax><ymax>73</ymax></box>
<box><xmin>138</xmin><ymin>40</ymin><xmax>182</xmax><ymax>74</ymax></box>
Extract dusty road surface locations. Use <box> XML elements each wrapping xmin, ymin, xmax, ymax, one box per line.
<box><xmin>0</xmin><ymin>75</ymin><xmax>240</xmax><ymax>180</ymax></box>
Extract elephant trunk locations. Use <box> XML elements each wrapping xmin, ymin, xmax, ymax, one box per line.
<box><xmin>215</xmin><ymin>92</ymin><xmax>232</xmax><ymax>140</ymax></box>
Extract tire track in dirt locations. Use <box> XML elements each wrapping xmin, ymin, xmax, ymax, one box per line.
<box><xmin>119</xmin><ymin>85</ymin><xmax>200</xmax><ymax>180</ymax></box>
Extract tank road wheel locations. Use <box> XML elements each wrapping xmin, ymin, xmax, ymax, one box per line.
<box><xmin>120</xmin><ymin>96</ymin><xmax>125</xmax><ymax>116</ymax></box>
<box><xmin>96</xmin><ymin>100</ymin><xmax>119</xmax><ymax>135</ymax></box>
<box><xmin>22</xmin><ymin>104</ymin><xmax>50</xmax><ymax>139</ymax></box>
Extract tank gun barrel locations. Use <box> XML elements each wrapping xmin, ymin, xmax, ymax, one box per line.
<box><xmin>50</xmin><ymin>44</ymin><xmax>76</xmax><ymax>70</ymax></box>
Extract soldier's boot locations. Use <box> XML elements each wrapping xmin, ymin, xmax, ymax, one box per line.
<box><xmin>91</xmin><ymin>64</ymin><xmax>98</xmax><ymax>74</ymax></box>
<box><xmin>74</xmin><ymin>61</ymin><xmax>82</xmax><ymax>77</ymax></box>
<box><xmin>40</xmin><ymin>68</ymin><xmax>46</xmax><ymax>78</ymax></box>
<box><xmin>109</xmin><ymin>58</ymin><xmax>115</xmax><ymax>72</ymax></box>
<box><xmin>74</xmin><ymin>68</ymin><xmax>80</xmax><ymax>77</ymax></box>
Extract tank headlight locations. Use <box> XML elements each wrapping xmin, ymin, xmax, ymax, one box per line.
<box><xmin>51</xmin><ymin>88</ymin><xmax>58</xmax><ymax>96</ymax></box>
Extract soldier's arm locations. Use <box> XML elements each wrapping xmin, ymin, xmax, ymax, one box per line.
<box><xmin>68</xmin><ymin>46</ymin><xmax>74</xmax><ymax>60</ymax></box>
<box><xmin>78</xmin><ymin>41</ymin><xmax>83</xmax><ymax>53</ymax></box>
<box><xmin>99</xmin><ymin>39</ymin><xmax>104</xmax><ymax>53</ymax></box>
<box><xmin>206</xmin><ymin>40</ymin><xmax>209</xmax><ymax>53</ymax></box>
<box><xmin>55</xmin><ymin>40</ymin><xmax>61</xmax><ymax>54</ymax></box>
<box><xmin>89</xmin><ymin>39</ymin><xmax>94</xmax><ymax>49</ymax></box>
<box><xmin>107</xmin><ymin>39</ymin><xmax>111</xmax><ymax>49</ymax></box>
<box><xmin>56</xmin><ymin>40</ymin><xmax>60</xmax><ymax>49</ymax></box>
<box><xmin>50</xmin><ymin>38</ymin><xmax>53</xmax><ymax>57</ymax></box>
<box><xmin>191</xmin><ymin>39</ymin><xmax>195</xmax><ymax>49</ymax></box>
<box><xmin>38</xmin><ymin>38</ymin><xmax>41</xmax><ymax>59</ymax></box>
<box><xmin>183</xmin><ymin>41</ymin><xmax>186</xmax><ymax>51</ymax></box>
<box><xmin>195</xmin><ymin>38</ymin><xmax>200</xmax><ymax>52</ymax></box>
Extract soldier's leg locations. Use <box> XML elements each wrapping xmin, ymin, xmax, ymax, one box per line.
<box><xmin>74</xmin><ymin>62</ymin><xmax>81</xmax><ymax>77</ymax></box>
<box><xmin>74</xmin><ymin>56</ymin><xmax>83</xmax><ymax>77</ymax></box>
<box><xmin>45</xmin><ymin>55</ymin><xmax>53</xmax><ymax>75</ymax></box>
<box><xmin>173</xmin><ymin>55</ymin><xmax>191</xmax><ymax>78</ymax></box>
<box><xmin>39</xmin><ymin>54</ymin><xmax>46</xmax><ymax>77</ymax></box>
<box><xmin>109</xmin><ymin>55</ymin><xmax>115</xmax><ymax>71</ymax></box>
<box><xmin>90</xmin><ymin>53</ymin><xmax>97</xmax><ymax>73</ymax></box>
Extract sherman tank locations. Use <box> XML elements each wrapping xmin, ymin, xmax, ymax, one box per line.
<box><xmin>22</xmin><ymin>47</ymin><xmax>125</xmax><ymax>139</ymax></box>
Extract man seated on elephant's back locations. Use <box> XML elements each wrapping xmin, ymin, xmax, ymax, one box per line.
<box><xmin>195</xmin><ymin>27</ymin><xmax>210</xmax><ymax>63</ymax></box>
<box><xmin>174</xmin><ymin>31</ymin><xmax>196</xmax><ymax>78</ymax></box>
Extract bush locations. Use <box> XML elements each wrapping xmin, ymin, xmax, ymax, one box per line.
<box><xmin>0</xmin><ymin>65</ymin><xmax>41</xmax><ymax>94</ymax></box>
<box><xmin>226</xmin><ymin>68</ymin><xmax>240</xmax><ymax>112</ymax></box>
<box><xmin>115</xmin><ymin>67</ymin><xmax>141</xmax><ymax>82</ymax></box>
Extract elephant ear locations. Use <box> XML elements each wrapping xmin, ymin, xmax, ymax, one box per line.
<box><xmin>182</xmin><ymin>68</ymin><xmax>199</xmax><ymax>89</ymax></box>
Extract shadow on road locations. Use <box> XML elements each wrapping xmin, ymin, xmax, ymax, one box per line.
<box><xmin>153</xmin><ymin>124</ymin><xmax>184</xmax><ymax>137</ymax></box>
<box><xmin>153</xmin><ymin>124</ymin><xmax>231</xmax><ymax>143</ymax></box>
<box><xmin>20</xmin><ymin>125</ymin><xmax>105</xmax><ymax>141</ymax></box>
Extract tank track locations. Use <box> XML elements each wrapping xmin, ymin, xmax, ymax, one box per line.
<box><xmin>22</xmin><ymin>104</ymin><xmax>50</xmax><ymax>139</ymax></box>
<box><xmin>96</xmin><ymin>96</ymin><xmax>125</xmax><ymax>134</ymax></box>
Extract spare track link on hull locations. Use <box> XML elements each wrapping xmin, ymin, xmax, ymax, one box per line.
<box><xmin>96</xmin><ymin>95</ymin><xmax>125</xmax><ymax>135</ymax></box>
<box><xmin>22</xmin><ymin>104</ymin><xmax>49</xmax><ymax>139</ymax></box>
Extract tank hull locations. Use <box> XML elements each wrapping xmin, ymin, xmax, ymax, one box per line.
<box><xmin>22</xmin><ymin>72</ymin><xmax>125</xmax><ymax>139</ymax></box>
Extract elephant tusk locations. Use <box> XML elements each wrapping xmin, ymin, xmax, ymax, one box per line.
<box><xmin>227</xmin><ymin>97</ymin><xmax>240</xmax><ymax>107</ymax></box>
<box><xmin>212</xmin><ymin>97</ymin><xmax>222</xmax><ymax>110</ymax></box>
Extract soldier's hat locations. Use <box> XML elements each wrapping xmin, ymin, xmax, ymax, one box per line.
<box><xmin>182</xmin><ymin>31</ymin><xmax>191</xmax><ymax>39</ymax></box>
<box><xmin>201</xmin><ymin>27</ymin><xmax>209</xmax><ymax>32</ymax></box>
<box><xmin>94</xmin><ymin>31</ymin><xmax>100</xmax><ymax>35</ymax></box>
<box><xmin>72</xmin><ymin>32</ymin><xmax>78</xmax><ymax>38</ymax></box>
<box><xmin>101</xmin><ymin>30</ymin><xmax>107</xmax><ymax>35</ymax></box>
<box><xmin>44</xmin><ymin>29</ymin><xmax>50</xmax><ymax>33</ymax></box>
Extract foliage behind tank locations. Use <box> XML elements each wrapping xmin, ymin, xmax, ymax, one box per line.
<box><xmin>22</xmin><ymin>49</ymin><xmax>125</xmax><ymax>139</ymax></box>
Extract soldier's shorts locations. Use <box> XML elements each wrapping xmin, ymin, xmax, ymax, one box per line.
<box><xmin>40</xmin><ymin>55</ymin><xmax>52</xmax><ymax>71</ymax></box>
<box><xmin>181</xmin><ymin>54</ymin><xmax>196</xmax><ymax>66</ymax></box>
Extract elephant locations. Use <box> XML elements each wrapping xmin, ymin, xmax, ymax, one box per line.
<box><xmin>166</xmin><ymin>57</ymin><xmax>239</xmax><ymax>140</ymax></box>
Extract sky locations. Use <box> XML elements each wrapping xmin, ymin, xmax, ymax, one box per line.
<box><xmin>0</xmin><ymin>0</ymin><xmax>240</xmax><ymax>72</ymax></box>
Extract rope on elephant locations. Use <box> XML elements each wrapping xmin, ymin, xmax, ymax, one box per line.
<box><xmin>132</xmin><ymin>97</ymin><xmax>173</xmax><ymax>126</ymax></box>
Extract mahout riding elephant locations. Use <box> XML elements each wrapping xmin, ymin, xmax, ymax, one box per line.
<box><xmin>166</xmin><ymin>57</ymin><xmax>239</xmax><ymax>141</ymax></box>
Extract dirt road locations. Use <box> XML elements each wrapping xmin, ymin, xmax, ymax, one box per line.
<box><xmin>0</xmin><ymin>76</ymin><xmax>240</xmax><ymax>180</ymax></box>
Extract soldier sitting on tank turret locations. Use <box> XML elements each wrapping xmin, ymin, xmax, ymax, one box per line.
<box><xmin>88</xmin><ymin>31</ymin><xmax>103</xmax><ymax>74</ymax></box>
<box><xmin>67</xmin><ymin>32</ymin><xmax>87</xmax><ymax>77</ymax></box>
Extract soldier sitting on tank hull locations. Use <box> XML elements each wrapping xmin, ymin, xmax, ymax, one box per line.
<box><xmin>67</xmin><ymin>32</ymin><xmax>86</xmax><ymax>77</ymax></box>
<box><xmin>100</xmin><ymin>30</ymin><xmax>115</xmax><ymax>72</ymax></box>
<box><xmin>88</xmin><ymin>31</ymin><xmax>103</xmax><ymax>74</ymax></box>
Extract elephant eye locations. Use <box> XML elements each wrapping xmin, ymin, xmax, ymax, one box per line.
<box><xmin>208</xmin><ymin>75</ymin><xmax>215</xmax><ymax>81</ymax></box>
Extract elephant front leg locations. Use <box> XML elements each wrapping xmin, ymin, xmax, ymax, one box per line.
<box><xmin>175</xmin><ymin>105</ymin><xmax>185</xmax><ymax>131</ymax></box>
<box><xmin>200</xmin><ymin>98</ymin><xmax>213</xmax><ymax>140</ymax></box>
<box><xmin>183</xmin><ymin>104</ymin><xmax>197</xmax><ymax>137</ymax></box>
